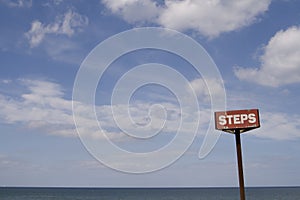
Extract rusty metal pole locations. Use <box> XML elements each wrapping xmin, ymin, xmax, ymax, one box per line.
<box><xmin>235</xmin><ymin>129</ymin><xmax>246</xmax><ymax>200</ymax></box>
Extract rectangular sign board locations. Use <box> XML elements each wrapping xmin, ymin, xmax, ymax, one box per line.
<box><xmin>215</xmin><ymin>109</ymin><xmax>260</xmax><ymax>133</ymax></box>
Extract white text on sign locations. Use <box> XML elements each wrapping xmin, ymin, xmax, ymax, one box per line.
<box><xmin>214</xmin><ymin>109</ymin><xmax>260</xmax><ymax>132</ymax></box>
<box><xmin>218</xmin><ymin>113</ymin><xmax>256</xmax><ymax>126</ymax></box>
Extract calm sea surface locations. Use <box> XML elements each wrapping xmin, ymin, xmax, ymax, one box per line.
<box><xmin>0</xmin><ymin>187</ymin><xmax>299</xmax><ymax>200</ymax></box>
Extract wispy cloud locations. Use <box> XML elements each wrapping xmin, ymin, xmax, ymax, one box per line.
<box><xmin>0</xmin><ymin>154</ymin><xmax>21</xmax><ymax>169</ymax></box>
<box><xmin>42</xmin><ymin>0</ymin><xmax>63</xmax><ymax>7</ymax></box>
<box><xmin>189</xmin><ymin>78</ymin><xmax>225</xmax><ymax>103</ymax></box>
<box><xmin>0</xmin><ymin>79</ymin><xmax>197</xmax><ymax>139</ymax></box>
<box><xmin>102</xmin><ymin>0</ymin><xmax>161</xmax><ymax>24</ymax></box>
<box><xmin>0</xmin><ymin>79</ymin><xmax>76</xmax><ymax>137</ymax></box>
<box><xmin>1</xmin><ymin>0</ymin><xmax>32</xmax><ymax>8</ymax></box>
<box><xmin>101</xmin><ymin>0</ymin><xmax>271</xmax><ymax>38</ymax></box>
<box><xmin>25</xmin><ymin>9</ymin><xmax>88</xmax><ymax>47</ymax></box>
<box><xmin>234</xmin><ymin>26</ymin><xmax>300</xmax><ymax>87</ymax></box>
<box><xmin>250</xmin><ymin>112</ymin><xmax>300</xmax><ymax>140</ymax></box>
<box><xmin>0</xmin><ymin>79</ymin><xmax>299</xmax><ymax>141</ymax></box>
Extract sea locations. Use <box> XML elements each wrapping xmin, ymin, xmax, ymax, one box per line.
<box><xmin>0</xmin><ymin>187</ymin><xmax>299</xmax><ymax>200</ymax></box>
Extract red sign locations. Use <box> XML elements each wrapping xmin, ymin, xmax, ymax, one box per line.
<box><xmin>215</xmin><ymin>109</ymin><xmax>260</xmax><ymax>133</ymax></box>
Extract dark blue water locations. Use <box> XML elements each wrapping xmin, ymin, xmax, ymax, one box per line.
<box><xmin>0</xmin><ymin>187</ymin><xmax>299</xmax><ymax>200</ymax></box>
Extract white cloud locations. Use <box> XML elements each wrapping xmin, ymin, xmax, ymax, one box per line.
<box><xmin>0</xmin><ymin>79</ymin><xmax>196</xmax><ymax>139</ymax></box>
<box><xmin>1</xmin><ymin>0</ymin><xmax>32</xmax><ymax>8</ymax></box>
<box><xmin>101</xmin><ymin>0</ymin><xmax>271</xmax><ymax>38</ymax></box>
<box><xmin>1</xmin><ymin>79</ymin><xmax>298</xmax><ymax>141</ymax></box>
<box><xmin>53</xmin><ymin>0</ymin><xmax>63</xmax><ymax>5</ymax></box>
<box><xmin>0</xmin><ymin>154</ymin><xmax>25</xmax><ymax>170</ymax></box>
<box><xmin>25</xmin><ymin>9</ymin><xmax>88</xmax><ymax>47</ymax></box>
<box><xmin>250</xmin><ymin>111</ymin><xmax>300</xmax><ymax>140</ymax></box>
<box><xmin>42</xmin><ymin>0</ymin><xmax>64</xmax><ymax>9</ymax></box>
<box><xmin>102</xmin><ymin>0</ymin><xmax>161</xmax><ymax>24</ymax></box>
<box><xmin>46</xmin><ymin>35</ymin><xmax>89</xmax><ymax>64</ymax></box>
<box><xmin>1</xmin><ymin>79</ymin><xmax>12</xmax><ymax>84</ymax></box>
<box><xmin>189</xmin><ymin>78</ymin><xmax>225</xmax><ymax>103</ymax></box>
<box><xmin>234</xmin><ymin>26</ymin><xmax>300</xmax><ymax>87</ymax></box>
<box><xmin>0</xmin><ymin>79</ymin><xmax>75</xmax><ymax>137</ymax></box>
<box><xmin>158</xmin><ymin>0</ymin><xmax>271</xmax><ymax>38</ymax></box>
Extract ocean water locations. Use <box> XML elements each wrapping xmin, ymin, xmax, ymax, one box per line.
<box><xmin>0</xmin><ymin>187</ymin><xmax>299</xmax><ymax>200</ymax></box>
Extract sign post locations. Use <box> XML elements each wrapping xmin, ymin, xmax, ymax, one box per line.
<box><xmin>215</xmin><ymin>109</ymin><xmax>260</xmax><ymax>200</ymax></box>
<box><xmin>235</xmin><ymin>129</ymin><xmax>245</xmax><ymax>200</ymax></box>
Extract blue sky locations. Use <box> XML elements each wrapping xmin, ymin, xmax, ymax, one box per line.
<box><xmin>0</xmin><ymin>0</ymin><xmax>300</xmax><ymax>187</ymax></box>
